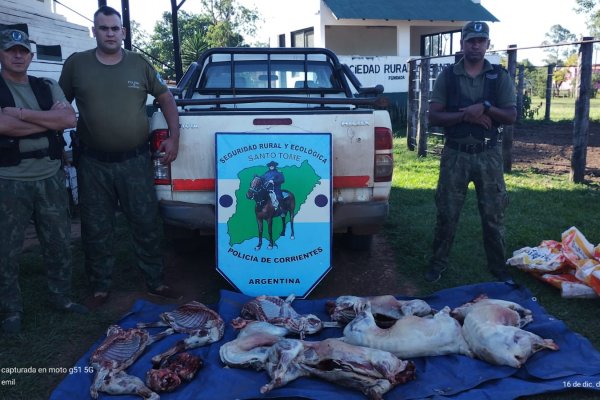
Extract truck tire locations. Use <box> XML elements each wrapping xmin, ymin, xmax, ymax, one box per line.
<box><xmin>162</xmin><ymin>225</ymin><xmax>200</xmax><ymax>254</ymax></box>
<box><xmin>345</xmin><ymin>233</ymin><xmax>373</xmax><ymax>252</ymax></box>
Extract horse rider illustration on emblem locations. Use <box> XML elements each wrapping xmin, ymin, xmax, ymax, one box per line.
<box><xmin>261</xmin><ymin>161</ymin><xmax>286</xmax><ymax>212</ymax></box>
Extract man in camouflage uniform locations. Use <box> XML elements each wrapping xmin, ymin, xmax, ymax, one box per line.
<box><xmin>424</xmin><ymin>21</ymin><xmax>517</xmax><ymax>283</ymax></box>
<box><xmin>0</xmin><ymin>28</ymin><xmax>88</xmax><ymax>334</ymax></box>
<box><xmin>59</xmin><ymin>6</ymin><xmax>181</xmax><ymax>309</ymax></box>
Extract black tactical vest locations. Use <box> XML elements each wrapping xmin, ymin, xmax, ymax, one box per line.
<box><xmin>443</xmin><ymin>64</ymin><xmax>503</xmax><ymax>141</ymax></box>
<box><xmin>0</xmin><ymin>75</ymin><xmax>63</xmax><ymax>167</ymax></box>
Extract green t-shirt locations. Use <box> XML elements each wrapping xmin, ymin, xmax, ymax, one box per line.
<box><xmin>59</xmin><ymin>49</ymin><xmax>168</xmax><ymax>152</ymax></box>
<box><xmin>0</xmin><ymin>78</ymin><xmax>65</xmax><ymax>181</ymax></box>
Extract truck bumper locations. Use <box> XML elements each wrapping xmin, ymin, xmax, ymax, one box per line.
<box><xmin>332</xmin><ymin>201</ymin><xmax>389</xmax><ymax>234</ymax></box>
<box><xmin>159</xmin><ymin>200</ymin><xmax>215</xmax><ymax>234</ymax></box>
<box><xmin>159</xmin><ymin>200</ymin><xmax>388</xmax><ymax>235</ymax></box>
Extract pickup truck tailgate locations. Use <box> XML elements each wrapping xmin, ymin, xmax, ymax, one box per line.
<box><xmin>160</xmin><ymin>110</ymin><xmax>378</xmax><ymax>204</ymax></box>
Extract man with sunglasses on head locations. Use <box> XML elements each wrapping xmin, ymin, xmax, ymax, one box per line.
<box><xmin>59</xmin><ymin>6</ymin><xmax>181</xmax><ymax>310</ymax></box>
<box><xmin>0</xmin><ymin>28</ymin><xmax>88</xmax><ymax>334</ymax></box>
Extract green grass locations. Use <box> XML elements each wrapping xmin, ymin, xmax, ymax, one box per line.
<box><xmin>0</xmin><ymin>216</ymin><xmax>147</xmax><ymax>399</ymax></box>
<box><xmin>388</xmin><ymin>138</ymin><xmax>600</xmax><ymax>317</ymax></box>
<box><xmin>386</xmin><ymin>138</ymin><xmax>600</xmax><ymax>399</ymax></box>
<box><xmin>3</xmin><ymin>132</ymin><xmax>600</xmax><ymax>399</ymax></box>
<box><xmin>527</xmin><ymin>96</ymin><xmax>600</xmax><ymax>122</ymax></box>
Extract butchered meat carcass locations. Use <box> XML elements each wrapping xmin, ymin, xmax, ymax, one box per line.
<box><xmin>137</xmin><ymin>301</ymin><xmax>224</xmax><ymax>366</ymax></box>
<box><xmin>459</xmin><ymin>302</ymin><xmax>559</xmax><ymax>368</ymax></box>
<box><xmin>89</xmin><ymin>325</ymin><xmax>171</xmax><ymax>399</ymax></box>
<box><xmin>146</xmin><ymin>352</ymin><xmax>203</xmax><ymax>393</ymax></box>
<box><xmin>231</xmin><ymin>294</ymin><xmax>333</xmax><ymax>339</ymax></box>
<box><xmin>326</xmin><ymin>295</ymin><xmax>432</xmax><ymax>327</ymax></box>
<box><xmin>261</xmin><ymin>338</ymin><xmax>416</xmax><ymax>400</ymax></box>
<box><xmin>451</xmin><ymin>294</ymin><xmax>533</xmax><ymax>327</ymax></box>
<box><xmin>342</xmin><ymin>302</ymin><xmax>473</xmax><ymax>359</ymax></box>
<box><xmin>220</xmin><ymin>321</ymin><xmax>290</xmax><ymax>370</ymax></box>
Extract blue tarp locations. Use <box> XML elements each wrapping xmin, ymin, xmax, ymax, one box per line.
<box><xmin>51</xmin><ymin>282</ymin><xmax>600</xmax><ymax>399</ymax></box>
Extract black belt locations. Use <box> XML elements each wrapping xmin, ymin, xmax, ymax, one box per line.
<box><xmin>445</xmin><ymin>140</ymin><xmax>496</xmax><ymax>154</ymax></box>
<box><xmin>82</xmin><ymin>142</ymin><xmax>149</xmax><ymax>163</ymax></box>
<box><xmin>21</xmin><ymin>149</ymin><xmax>50</xmax><ymax>159</ymax></box>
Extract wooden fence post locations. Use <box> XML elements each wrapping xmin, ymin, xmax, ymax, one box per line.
<box><xmin>570</xmin><ymin>37</ymin><xmax>594</xmax><ymax>183</ymax></box>
<box><xmin>406</xmin><ymin>60</ymin><xmax>418</xmax><ymax>151</ymax></box>
<box><xmin>417</xmin><ymin>58</ymin><xmax>430</xmax><ymax>157</ymax></box>
<box><xmin>503</xmin><ymin>45</ymin><xmax>517</xmax><ymax>173</ymax></box>
<box><xmin>544</xmin><ymin>64</ymin><xmax>554</xmax><ymax>121</ymax></box>
<box><xmin>516</xmin><ymin>64</ymin><xmax>524</xmax><ymax>123</ymax></box>
<box><xmin>431</xmin><ymin>63</ymin><xmax>440</xmax><ymax>94</ymax></box>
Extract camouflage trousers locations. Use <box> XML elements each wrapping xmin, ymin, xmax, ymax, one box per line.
<box><xmin>78</xmin><ymin>152</ymin><xmax>164</xmax><ymax>293</ymax></box>
<box><xmin>430</xmin><ymin>145</ymin><xmax>509</xmax><ymax>273</ymax></box>
<box><xmin>0</xmin><ymin>168</ymin><xmax>72</xmax><ymax>315</ymax></box>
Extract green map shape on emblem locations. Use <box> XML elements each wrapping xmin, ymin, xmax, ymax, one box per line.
<box><xmin>228</xmin><ymin>159</ymin><xmax>321</xmax><ymax>246</ymax></box>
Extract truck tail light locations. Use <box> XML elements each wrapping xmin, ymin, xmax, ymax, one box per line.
<box><xmin>374</xmin><ymin>127</ymin><xmax>394</xmax><ymax>182</ymax></box>
<box><xmin>151</xmin><ymin>129</ymin><xmax>171</xmax><ymax>185</ymax></box>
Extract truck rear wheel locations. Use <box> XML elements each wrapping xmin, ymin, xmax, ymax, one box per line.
<box><xmin>344</xmin><ymin>233</ymin><xmax>373</xmax><ymax>251</ymax></box>
<box><xmin>162</xmin><ymin>225</ymin><xmax>206</xmax><ymax>254</ymax></box>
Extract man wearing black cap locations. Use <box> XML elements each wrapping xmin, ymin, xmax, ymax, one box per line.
<box><xmin>0</xmin><ymin>28</ymin><xmax>88</xmax><ymax>333</ymax></box>
<box><xmin>261</xmin><ymin>160</ymin><xmax>285</xmax><ymax>211</ymax></box>
<box><xmin>424</xmin><ymin>21</ymin><xmax>517</xmax><ymax>283</ymax></box>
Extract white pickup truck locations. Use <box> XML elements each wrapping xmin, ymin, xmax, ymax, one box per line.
<box><xmin>149</xmin><ymin>47</ymin><xmax>393</xmax><ymax>250</ymax></box>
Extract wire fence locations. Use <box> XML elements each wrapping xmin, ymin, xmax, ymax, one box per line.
<box><xmin>405</xmin><ymin>38</ymin><xmax>599</xmax><ymax>183</ymax></box>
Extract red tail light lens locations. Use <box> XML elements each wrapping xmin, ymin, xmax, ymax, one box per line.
<box><xmin>151</xmin><ymin>129</ymin><xmax>171</xmax><ymax>185</ymax></box>
<box><xmin>151</xmin><ymin>129</ymin><xmax>169</xmax><ymax>152</ymax></box>
<box><xmin>375</xmin><ymin>127</ymin><xmax>393</xmax><ymax>150</ymax></box>
<box><xmin>374</xmin><ymin>127</ymin><xmax>393</xmax><ymax>182</ymax></box>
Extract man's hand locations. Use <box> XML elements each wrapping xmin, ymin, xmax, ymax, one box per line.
<box><xmin>0</xmin><ymin>103</ymin><xmax>64</xmax><ymax>119</ymax></box>
<box><xmin>1</xmin><ymin>106</ymin><xmax>21</xmax><ymax>119</ymax></box>
<box><xmin>159</xmin><ymin>136</ymin><xmax>179</xmax><ymax>164</ymax></box>
<box><xmin>51</xmin><ymin>101</ymin><xmax>67</xmax><ymax>110</ymax></box>
<box><xmin>460</xmin><ymin>104</ymin><xmax>492</xmax><ymax>129</ymax></box>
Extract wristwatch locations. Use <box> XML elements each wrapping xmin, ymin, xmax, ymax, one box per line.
<box><xmin>483</xmin><ymin>100</ymin><xmax>492</xmax><ymax>114</ymax></box>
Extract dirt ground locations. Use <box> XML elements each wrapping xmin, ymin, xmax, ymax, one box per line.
<box><xmin>156</xmin><ymin>121</ymin><xmax>600</xmax><ymax>305</ymax></box>
<box><xmin>23</xmin><ymin>121</ymin><xmax>600</xmax><ymax>310</ymax></box>
<box><xmin>510</xmin><ymin>121</ymin><xmax>600</xmax><ymax>185</ymax></box>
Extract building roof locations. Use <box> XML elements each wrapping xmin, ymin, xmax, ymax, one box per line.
<box><xmin>322</xmin><ymin>0</ymin><xmax>498</xmax><ymax>22</ymax></box>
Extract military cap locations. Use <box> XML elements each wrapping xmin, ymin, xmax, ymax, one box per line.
<box><xmin>0</xmin><ymin>29</ymin><xmax>31</xmax><ymax>51</ymax></box>
<box><xmin>462</xmin><ymin>21</ymin><xmax>489</xmax><ymax>41</ymax></box>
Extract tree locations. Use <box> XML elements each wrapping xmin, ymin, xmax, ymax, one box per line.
<box><xmin>181</xmin><ymin>31</ymin><xmax>210</xmax><ymax>70</ymax></box>
<box><xmin>129</xmin><ymin>20</ymin><xmax>149</xmax><ymax>50</ymax></box>
<box><xmin>141</xmin><ymin>11</ymin><xmax>212</xmax><ymax>80</ymax></box>
<box><xmin>553</xmin><ymin>68</ymin><xmax>568</xmax><ymax>95</ymax></box>
<box><xmin>137</xmin><ymin>0</ymin><xmax>260</xmax><ymax>80</ymax></box>
<box><xmin>592</xmin><ymin>71</ymin><xmax>600</xmax><ymax>97</ymax></box>
<box><xmin>575</xmin><ymin>0</ymin><xmax>600</xmax><ymax>36</ymax></box>
<box><xmin>206</xmin><ymin>20</ymin><xmax>244</xmax><ymax>47</ymax></box>
<box><xmin>552</xmin><ymin>53</ymin><xmax>580</xmax><ymax>97</ymax></box>
<box><xmin>541</xmin><ymin>25</ymin><xmax>577</xmax><ymax>65</ymax></box>
<box><xmin>130</xmin><ymin>20</ymin><xmax>175</xmax><ymax>78</ymax></box>
<box><xmin>519</xmin><ymin>59</ymin><xmax>547</xmax><ymax>99</ymax></box>
<box><xmin>200</xmin><ymin>0</ymin><xmax>259</xmax><ymax>47</ymax></box>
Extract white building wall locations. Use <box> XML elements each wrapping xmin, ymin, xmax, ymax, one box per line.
<box><xmin>263</xmin><ymin>0</ymin><xmax>320</xmax><ymax>46</ymax></box>
<box><xmin>325</xmin><ymin>26</ymin><xmax>397</xmax><ymax>56</ymax></box>
<box><xmin>270</xmin><ymin>0</ymin><xmax>465</xmax><ymax>59</ymax></box>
